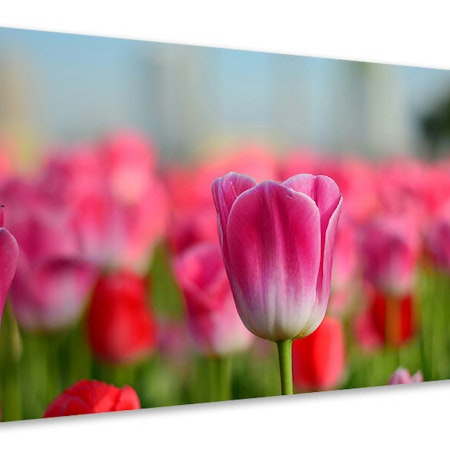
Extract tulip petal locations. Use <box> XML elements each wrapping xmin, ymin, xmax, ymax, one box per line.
<box><xmin>211</xmin><ymin>172</ymin><xmax>257</xmax><ymax>247</ymax></box>
<box><xmin>0</xmin><ymin>228</ymin><xmax>19</xmax><ymax>319</ymax></box>
<box><xmin>225</xmin><ymin>181</ymin><xmax>321</xmax><ymax>340</ymax></box>
<box><xmin>284</xmin><ymin>174</ymin><xmax>343</xmax><ymax>306</ymax></box>
<box><xmin>283</xmin><ymin>174</ymin><xmax>342</xmax><ymax>235</ymax></box>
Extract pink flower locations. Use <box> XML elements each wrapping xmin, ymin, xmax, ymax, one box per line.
<box><xmin>424</xmin><ymin>212</ymin><xmax>450</xmax><ymax>272</ymax></box>
<box><xmin>164</xmin><ymin>145</ymin><xmax>278</xmax><ymax>254</ymax></box>
<box><xmin>0</xmin><ymin>178</ymin><xmax>96</xmax><ymax>330</ymax></box>
<box><xmin>358</xmin><ymin>214</ymin><xmax>420</xmax><ymax>298</ymax></box>
<box><xmin>388</xmin><ymin>368</ymin><xmax>423</xmax><ymax>385</ymax></box>
<box><xmin>212</xmin><ymin>172</ymin><xmax>342</xmax><ymax>341</ymax></box>
<box><xmin>40</xmin><ymin>131</ymin><xmax>168</xmax><ymax>273</ymax></box>
<box><xmin>0</xmin><ymin>207</ymin><xmax>19</xmax><ymax>323</ymax></box>
<box><xmin>174</xmin><ymin>241</ymin><xmax>253</xmax><ymax>356</ymax></box>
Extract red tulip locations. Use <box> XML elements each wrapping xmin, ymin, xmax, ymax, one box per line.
<box><xmin>355</xmin><ymin>287</ymin><xmax>416</xmax><ymax>350</ymax></box>
<box><xmin>292</xmin><ymin>316</ymin><xmax>346</xmax><ymax>391</ymax></box>
<box><xmin>174</xmin><ymin>241</ymin><xmax>253</xmax><ymax>356</ymax></box>
<box><xmin>86</xmin><ymin>270</ymin><xmax>157</xmax><ymax>364</ymax></box>
<box><xmin>43</xmin><ymin>379</ymin><xmax>140</xmax><ymax>418</ymax></box>
<box><xmin>212</xmin><ymin>172</ymin><xmax>342</xmax><ymax>341</ymax></box>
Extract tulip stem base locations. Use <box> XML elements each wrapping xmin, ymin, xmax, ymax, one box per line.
<box><xmin>276</xmin><ymin>339</ymin><xmax>293</xmax><ymax>395</ymax></box>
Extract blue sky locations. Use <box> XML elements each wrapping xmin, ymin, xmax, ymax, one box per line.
<box><xmin>1</xmin><ymin>26</ymin><xmax>450</xmax><ymax>158</ymax></box>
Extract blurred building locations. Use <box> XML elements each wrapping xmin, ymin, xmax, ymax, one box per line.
<box><xmin>1</xmin><ymin>26</ymin><xmax>450</xmax><ymax>163</ymax></box>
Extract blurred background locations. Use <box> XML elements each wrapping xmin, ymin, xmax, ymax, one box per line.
<box><xmin>2</xmin><ymin>26</ymin><xmax>450</xmax><ymax>168</ymax></box>
<box><xmin>2</xmin><ymin>24</ymin><xmax>450</xmax><ymax>422</ymax></box>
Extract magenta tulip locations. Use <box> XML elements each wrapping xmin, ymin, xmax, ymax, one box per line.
<box><xmin>424</xmin><ymin>212</ymin><xmax>450</xmax><ymax>272</ymax></box>
<box><xmin>212</xmin><ymin>172</ymin><xmax>342</xmax><ymax>342</ymax></box>
<box><xmin>0</xmin><ymin>207</ymin><xmax>19</xmax><ymax>323</ymax></box>
<box><xmin>0</xmin><ymin>178</ymin><xmax>96</xmax><ymax>330</ymax></box>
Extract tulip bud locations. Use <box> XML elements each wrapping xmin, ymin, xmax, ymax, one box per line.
<box><xmin>212</xmin><ymin>172</ymin><xmax>342</xmax><ymax>341</ymax></box>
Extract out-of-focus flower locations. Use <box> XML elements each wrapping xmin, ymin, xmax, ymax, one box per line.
<box><xmin>321</xmin><ymin>157</ymin><xmax>378</xmax><ymax>223</ymax></box>
<box><xmin>0</xmin><ymin>207</ymin><xmax>19</xmax><ymax>323</ymax></box>
<box><xmin>40</xmin><ymin>130</ymin><xmax>168</xmax><ymax>273</ymax></box>
<box><xmin>86</xmin><ymin>270</ymin><xmax>157</xmax><ymax>365</ymax></box>
<box><xmin>164</xmin><ymin>145</ymin><xmax>278</xmax><ymax>254</ymax></box>
<box><xmin>355</xmin><ymin>287</ymin><xmax>416</xmax><ymax>350</ymax></box>
<box><xmin>424</xmin><ymin>212</ymin><xmax>450</xmax><ymax>272</ymax></box>
<box><xmin>329</xmin><ymin>215</ymin><xmax>360</xmax><ymax>316</ymax></box>
<box><xmin>212</xmin><ymin>172</ymin><xmax>342</xmax><ymax>341</ymax></box>
<box><xmin>43</xmin><ymin>379</ymin><xmax>140</xmax><ymax>418</ymax></box>
<box><xmin>375</xmin><ymin>158</ymin><xmax>436</xmax><ymax>222</ymax></box>
<box><xmin>388</xmin><ymin>368</ymin><xmax>423</xmax><ymax>385</ymax></box>
<box><xmin>358</xmin><ymin>214</ymin><xmax>420</xmax><ymax>298</ymax></box>
<box><xmin>156</xmin><ymin>317</ymin><xmax>194</xmax><ymax>372</ymax></box>
<box><xmin>0</xmin><ymin>178</ymin><xmax>96</xmax><ymax>331</ymax></box>
<box><xmin>292</xmin><ymin>316</ymin><xmax>346</xmax><ymax>391</ymax></box>
<box><xmin>174</xmin><ymin>241</ymin><xmax>253</xmax><ymax>356</ymax></box>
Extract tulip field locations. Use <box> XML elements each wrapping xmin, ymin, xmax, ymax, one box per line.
<box><xmin>1</xmin><ymin>130</ymin><xmax>450</xmax><ymax>421</ymax></box>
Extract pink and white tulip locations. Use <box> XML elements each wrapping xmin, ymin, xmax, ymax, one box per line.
<box><xmin>212</xmin><ymin>172</ymin><xmax>342</xmax><ymax>341</ymax></box>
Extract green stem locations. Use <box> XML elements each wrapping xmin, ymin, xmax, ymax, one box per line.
<box><xmin>216</xmin><ymin>356</ymin><xmax>231</xmax><ymax>401</ymax></box>
<box><xmin>0</xmin><ymin>302</ymin><xmax>23</xmax><ymax>421</ymax></box>
<box><xmin>276</xmin><ymin>339</ymin><xmax>293</xmax><ymax>395</ymax></box>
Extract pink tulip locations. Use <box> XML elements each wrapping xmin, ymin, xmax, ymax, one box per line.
<box><xmin>40</xmin><ymin>131</ymin><xmax>168</xmax><ymax>273</ymax></box>
<box><xmin>331</xmin><ymin>216</ymin><xmax>359</xmax><ymax>294</ymax></box>
<box><xmin>212</xmin><ymin>172</ymin><xmax>342</xmax><ymax>341</ymax></box>
<box><xmin>328</xmin><ymin>215</ymin><xmax>361</xmax><ymax>316</ymax></box>
<box><xmin>388</xmin><ymin>368</ymin><xmax>423</xmax><ymax>385</ymax></box>
<box><xmin>0</xmin><ymin>178</ymin><xmax>96</xmax><ymax>330</ymax></box>
<box><xmin>0</xmin><ymin>207</ymin><xmax>19</xmax><ymax>323</ymax></box>
<box><xmin>358</xmin><ymin>214</ymin><xmax>420</xmax><ymax>298</ymax></box>
<box><xmin>174</xmin><ymin>241</ymin><xmax>253</xmax><ymax>356</ymax></box>
<box><xmin>424</xmin><ymin>212</ymin><xmax>450</xmax><ymax>272</ymax></box>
